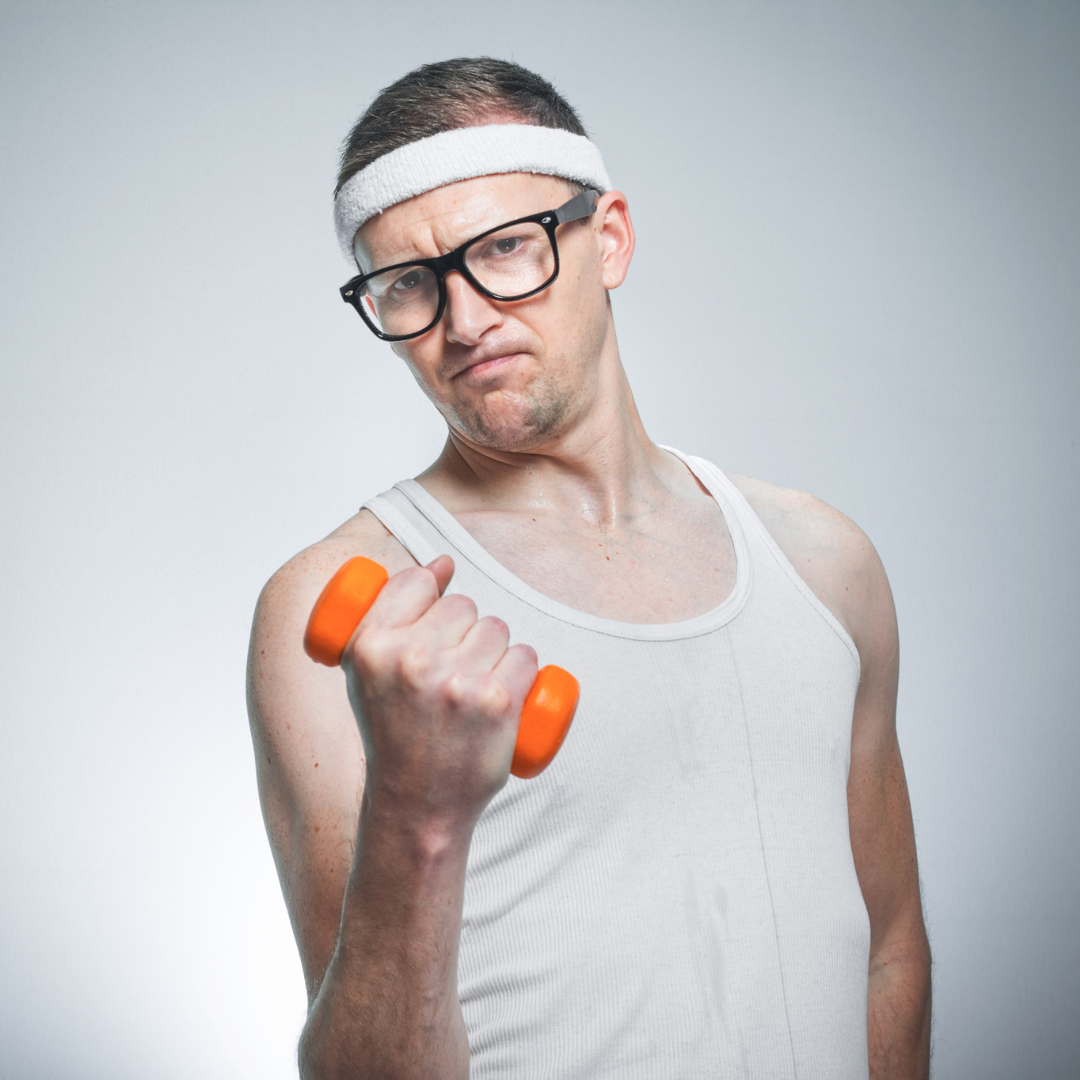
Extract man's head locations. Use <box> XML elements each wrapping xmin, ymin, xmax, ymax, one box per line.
<box><xmin>335</xmin><ymin>57</ymin><xmax>589</xmax><ymax>198</ymax></box>
<box><xmin>333</xmin><ymin>58</ymin><xmax>611</xmax><ymax>267</ymax></box>
<box><xmin>335</xmin><ymin>59</ymin><xmax>634</xmax><ymax>455</ymax></box>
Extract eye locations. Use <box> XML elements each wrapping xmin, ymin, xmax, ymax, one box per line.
<box><xmin>475</xmin><ymin>234</ymin><xmax>527</xmax><ymax>260</ymax></box>
<box><xmin>391</xmin><ymin>269</ymin><xmax>425</xmax><ymax>292</ymax></box>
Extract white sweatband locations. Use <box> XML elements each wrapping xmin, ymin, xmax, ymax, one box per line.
<box><xmin>333</xmin><ymin>123</ymin><xmax>612</xmax><ymax>266</ymax></box>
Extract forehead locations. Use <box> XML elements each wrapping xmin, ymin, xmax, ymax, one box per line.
<box><xmin>354</xmin><ymin>172</ymin><xmax>576</xmax><ymax>270</ymax></box>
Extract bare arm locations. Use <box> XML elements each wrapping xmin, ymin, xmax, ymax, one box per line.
<box><xmin>730</xmin><ymin>476</ymin><xmax>931</xmax><ymax>1078</ymax></box>
<box><xmin>844</xmin><ymin>546</ymin><xmax>932</xmax><ymax>1079</ymax></box>
<box><xmin>247</xmin><ymin>512</ymin><xmax>535</xmax><ymax>1078</ymax></box>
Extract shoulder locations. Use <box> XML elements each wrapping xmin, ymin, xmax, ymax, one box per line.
<box><xmin>248</xmin><ymin>507</ymin><xmax>419</xmax><ymax>746</ymax></box>
<box><xmin>724</xmin><ymin>472</ymin><xmax>896</xmax><ymax>659</ymax></box>
<box><xmin>247</xmin><ymin>507</ymin><xmax>420</xmax><ymax>828</ymax></box>
<box><xmin>257</xmin><ymin>509</ymin><xmax>418</xmax><ymax>633</ymax></box>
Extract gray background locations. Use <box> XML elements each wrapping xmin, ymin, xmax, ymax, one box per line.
<box><xmin>1</xmin><ymin>1</ymin><xmax>1077</xmax><ymax>1076</ymax></box>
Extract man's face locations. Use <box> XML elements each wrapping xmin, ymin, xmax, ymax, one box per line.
<box><xmin>354</xmin><ymin>172</ymin><xmax>626</xmax><ymax>453</ymax></box>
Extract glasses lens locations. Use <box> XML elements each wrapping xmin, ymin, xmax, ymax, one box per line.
<box><xmin>359</xmin><ymin>265</ymin><xmax>439</xmax><ymax>338</ymax></box>
<box><xmin>464</xmin><ymin>222</ymin><xmax>555</xmax><ymax>298</ymax></box>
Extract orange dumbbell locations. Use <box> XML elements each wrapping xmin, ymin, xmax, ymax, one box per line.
<box><xmin>304</xmin><ymin>557</ymin><xmax>579</xmax><ymax>779</ymax></box>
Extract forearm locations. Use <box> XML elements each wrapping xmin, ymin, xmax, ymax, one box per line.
<box><xmin>299</xmin><ymin>794</ymin><xmax>473</xmax><ymax>1080</ymax></box>
<box><xmin>867</xmin><ymin>930</ymin><xmax>932</xmax><ymax>1080</ymax></box>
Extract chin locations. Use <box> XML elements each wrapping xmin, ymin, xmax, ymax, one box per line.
<box><xmin>456</xmin><ymin>390</ymin><xmax>570</xmax><ymax>451</ymax></box>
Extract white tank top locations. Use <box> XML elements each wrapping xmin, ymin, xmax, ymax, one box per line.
<box><xmin>363</xmin><ymin>450</ymin><xmax>870</xmax><ymax>1079</ymax></box>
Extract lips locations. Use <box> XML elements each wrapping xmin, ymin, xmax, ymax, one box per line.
<box><xmin>460</xmin><ymin>354</ymin><xmax>518</xmax><ymax>379</ymax></box>
<box><xmin>450</xmin><ymin>348</ymin><xmax>528</xmax><ymax>381</ymax></box>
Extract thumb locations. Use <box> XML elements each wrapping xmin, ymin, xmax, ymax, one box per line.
<box><xmin>425</xmin><ymin>554</ymin><xmax>455</xmax><ymax>596</ymax></box>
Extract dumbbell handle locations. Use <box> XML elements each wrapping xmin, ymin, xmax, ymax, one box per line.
<box><xmin>303</xmin><ymin>557</ymin><xmax>578</xmax><ymax>779</ymax></box>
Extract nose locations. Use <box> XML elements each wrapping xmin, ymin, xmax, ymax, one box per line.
<box><xmin>442</xmin><ymin>271</ymin><xmax>504</xmax><ymax>346</ymax></box>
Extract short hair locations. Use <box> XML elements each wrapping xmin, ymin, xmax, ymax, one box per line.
<box><xmin>335</xmin><ymin>57</ymin><xmax>588</xmax><ymax>196</ymax></box>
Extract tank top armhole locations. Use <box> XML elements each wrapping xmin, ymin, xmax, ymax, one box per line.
<box><xmin>362</xmin><ymin>490</ymin><xmax>443</xmax><ymax>567</ymax></box>
<box><xmin>666</xmin><ymin>449</ymin><xmax>862</xmax><ymax>674</ymax></box>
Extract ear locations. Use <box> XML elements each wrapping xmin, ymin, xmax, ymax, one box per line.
<box><xmin>594</xmin><ymin>190</ymin><xmax>635</xmax><ymax>291</ymax></box>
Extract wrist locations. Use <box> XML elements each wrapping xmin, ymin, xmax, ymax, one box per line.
<box><xmin>359</xmin><ymin>780</ymin><xmax>477</xmax><ymax>868</ymax></box>
<box><xmin>341</xmin><ymin>785</ymin><xmax>475</xmax><ymax>947</ymax></box>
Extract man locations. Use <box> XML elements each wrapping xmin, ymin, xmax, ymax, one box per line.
<box><xmin>247</xmin><ymin>58</ymin><xmax>931</xmax><ymax>1079</ymax></box>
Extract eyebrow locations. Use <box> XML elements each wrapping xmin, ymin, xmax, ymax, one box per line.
<box><xmin>357</xmin><ymin>202</ymin><xmax>539</xmax><ymax>272</ymax></box>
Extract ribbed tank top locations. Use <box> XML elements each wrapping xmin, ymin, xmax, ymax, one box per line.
<box><xmin>362</xmin><ymin>450</ymin><xmax>871</xmax><ymax>1079</ymax></box>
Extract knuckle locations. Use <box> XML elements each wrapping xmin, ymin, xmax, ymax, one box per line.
<box><xmin>511</xmin><ymin>642</ymin><xmax>538</xmax><ymax>668</ymax></box>
<box><xmin>479</xmin><ymin>615</ymin><xmax>509</xmax><ymax>640</ymax></box>
<box><xmin>476</xmin><ymin>678</ymin><xmax>512</xmax><ymax>717</ymax></box>
<box><xmin>345</xmin><ymin>632</ymin><xmax>379</xmax><ymax>674</ymax></box>
<box><xmin>398</xmin><ymin>645</ymin><xmax>433</xmax><ymax>686</ymax></box>
<box><xmin>438</xmin><ymin>672</ymin><xmax>470</xmax><ymax>709</ymax></box>
<box><xmin>444</xmin><ymin>593</ymin><xmax>478</xmax><ymax>620</ymax></box>
<box><xmin>433</xmin><ymin>670</ymin><xmax>508</xmax><ymax>718</ymax></box>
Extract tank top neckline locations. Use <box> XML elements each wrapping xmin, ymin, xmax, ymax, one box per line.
<box><xmin>387</xmin><ymin>448</ymin><xmax>754</xmax><ymax>642</ymax></box>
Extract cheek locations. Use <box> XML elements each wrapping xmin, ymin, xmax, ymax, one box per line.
<box><xmin>531</xmin><ymin>251</ymin><xmax>605</xmax><ymax>340</ymax></box>
<box><xmin>557</xmin><ymin>268</ymin><xmax>608</xmax><ymax>350</ymax></box>
<box><xmin>391</xmin><ymin>340</ymin><xmax>439</xmax><ymax>385</ymax></box>
<box><xmin>559</xmin><ymin>242</ymin><xmax>607</xmax><ymax>320</ymax></box>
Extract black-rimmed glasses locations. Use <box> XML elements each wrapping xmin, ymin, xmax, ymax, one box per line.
<box><xmin>340</xmin><ymin>189</ymin><xmax>599</xmax><ymax>341</ymax></box>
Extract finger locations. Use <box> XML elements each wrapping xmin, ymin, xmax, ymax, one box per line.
<box><xmin>362</xmin><ymin>564</ymin><xmax>444</xmax><ymax>630</ymax></box>
<box><xmin>412</xmin><ymin>591</ymin><xmax>481</xmax><ymax>649</ymax></box>
<box><xmin>425</xmin><ymin>554</ymin><xmax>455</xmax><ymax>596</ymax></box>
<box><xmin>454</xmin><ymin>615</ymin><xmax>511</xmax><ymax>673</ymax></box>
<box><xmin>489</xmin><ymin>643</ymin><xmax>539</xmax><ymax>712</ymax></box>
<box><xmin>361</xmin><ymin>556</ymin><xmax>454</xmax><ymax>631</ymax></box>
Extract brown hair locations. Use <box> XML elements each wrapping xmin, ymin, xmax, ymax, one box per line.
<box><xmin>335</xmin><ymin>57</ymin><xmax>588</xmax><ymax>196</ymax></box>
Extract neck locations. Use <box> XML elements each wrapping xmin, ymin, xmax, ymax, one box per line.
<box><xmin>417</xmin><ymin>350</ymin><xmax>683</xmax><ymax>529</ymax></box>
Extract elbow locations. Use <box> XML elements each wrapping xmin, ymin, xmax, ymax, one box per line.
<box><xmin>297</xmin><ymin>1003</ymin><xmax>353</xmax><ymax>1080</ymax></box>
<box><xmin>296</xmin><ymin>1015</ymin><xmax>324</xmax><ymax>1080</ymax></box>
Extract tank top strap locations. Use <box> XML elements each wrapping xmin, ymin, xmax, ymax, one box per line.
<box><xmin>660</xmin><ymin>446</ymin><xmax>757</xmax><ymax>538</ymax></box>
<box><xmin>663</xmin><ymin>446</ymin><xmax>860</xmax><ymax>667</ymax></box>
<box><xmin>362</xmin><ymin>487</ymin><xmax>446</xmax><ymax>566</ymax></box>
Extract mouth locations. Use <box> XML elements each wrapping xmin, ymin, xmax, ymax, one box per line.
<box><xmin>453</xmin><ymin>351</ymin><xmax>526</xmax><ymax>382</ymax></box>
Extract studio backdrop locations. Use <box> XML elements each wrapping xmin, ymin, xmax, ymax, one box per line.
<box><xmin>1</xmin><ymin>2</ymin><xmax>1077</xmax><ymax>1077</ymax></box>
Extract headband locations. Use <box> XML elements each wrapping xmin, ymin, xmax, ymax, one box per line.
<box><xmin>333</xmin><ymin>123</ymin><xmax>612</xmax><ymax>266</ymax></box>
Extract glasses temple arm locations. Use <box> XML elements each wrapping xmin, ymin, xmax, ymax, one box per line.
<box><xmin>553</xmin><ymin>189</ymin><xmax>599</xmax><ymax>225</ymax></box>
